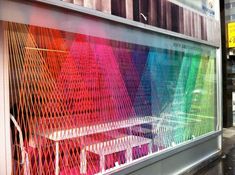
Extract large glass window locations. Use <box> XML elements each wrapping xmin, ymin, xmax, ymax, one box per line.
<box><xmin>7</xmin><ymin>22</ymin><xmax>216</xmax><ymax>175</ymax></box>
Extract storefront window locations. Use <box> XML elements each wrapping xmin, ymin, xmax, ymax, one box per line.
<box><xmin>6</xmin><ymin>21</ymin><xmax>217</xmax><ymax>174</ymax></box>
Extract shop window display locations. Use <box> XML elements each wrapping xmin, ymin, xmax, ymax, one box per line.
<box><xmin>6</xmin><ymin>22</ymin><xmax>216</xmax><ymax>175</ymax></box>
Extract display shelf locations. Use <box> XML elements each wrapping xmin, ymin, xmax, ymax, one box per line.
<box><xmin>36</xmin><ymin>116</ymin><xmax>159</xmax><ymax>141</ymax></box>
<box><xmin>81</xmin><ymin>135</ymin><xmax>152</xmax><ymax>174</ymax></box>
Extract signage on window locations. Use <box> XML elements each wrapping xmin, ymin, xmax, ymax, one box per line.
<box><xmin>169</xmin><ymin>0</ymin><xmax>215</xmax><ymax>17</ymax></box>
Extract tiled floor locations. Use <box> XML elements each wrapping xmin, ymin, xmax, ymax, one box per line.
<box><xmin>195</xmin><ymin>127</ymin><xmax>235</xmax><ymax>175</ymax></box>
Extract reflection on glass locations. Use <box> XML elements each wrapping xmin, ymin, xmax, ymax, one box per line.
<box><xmin>7</xmin><ymin>22</ymin><xmax>216</xmax><ymax>175</ymax></box>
